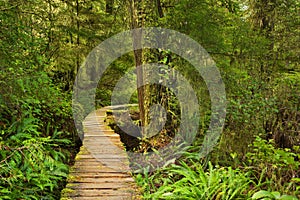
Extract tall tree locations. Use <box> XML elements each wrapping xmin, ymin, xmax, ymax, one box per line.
<box><xmin>128</xmin><ymin>0</ymin><xmax>147</xmax><ymax>133</ymax></box>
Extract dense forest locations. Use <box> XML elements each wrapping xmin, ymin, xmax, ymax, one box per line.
<box><xmin>0</xmin><ymin>0</ymin><xmax>299</xmax><ymax>199</ymax></box>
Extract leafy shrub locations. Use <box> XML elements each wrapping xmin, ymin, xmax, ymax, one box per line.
<box><xmin>0</xmin><ymin>72</ymin><xmax>75</xmax><ymax>139</ymax></box>
<box><xmin>0</xmin><ymin>72</ymin><xmax>78</xmax><ymax>199</ymax></box>
<box><xmin>246</xmin><ymin>136</ymin><xmax>300</xmax><ymax>196</ymax></box>
<box><xmin>0</xmin><ymin>115</ymin><xmax>70</xmax><ymax>199</ymax></box>
<box><xmin>136</xmin><ymin>160</ymin><xmax>253</xmax><ymax>199</ymax></box>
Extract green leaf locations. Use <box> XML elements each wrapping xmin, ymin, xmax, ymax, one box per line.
<box><xmin>252</xmin><ymin>190</ymin><xmax>274</xmax><ymax>199</ymax></box>
<box><xmin>279</xmin><ymin>195</ymin><xmax>298</xmax><ymax>200</ymax></box>
<box><xmin>271</xmin><ymin>191</ymin><xmax>281</xmax><ymax>199</ymax></box>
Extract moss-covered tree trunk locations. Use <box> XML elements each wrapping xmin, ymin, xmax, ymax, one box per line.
<box><xmin>129</xmin><ymin>0</ymin><xmax>147</xmax><ymax>136</ymax></box>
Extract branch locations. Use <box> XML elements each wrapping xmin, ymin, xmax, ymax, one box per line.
<box><xmin>0</xmin><ymin>146</ymin><xmax>28</xmax><ymax>165</ymax></box>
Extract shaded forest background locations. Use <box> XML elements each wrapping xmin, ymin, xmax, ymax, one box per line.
<box><xmin>0</xmin><ymin>0</ymin><xmax>299</xmax><ymax>199</ymax></box>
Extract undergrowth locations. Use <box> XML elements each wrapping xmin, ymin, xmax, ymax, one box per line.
<box><xmin>133</xmin><ymin>136</ymin><xmax>300</xmax><ymax>199</ymax></box>
<box><xmin>0</xmin><ymin>72</ymin><xmax>79</xmax><ymax>199</ymax></box>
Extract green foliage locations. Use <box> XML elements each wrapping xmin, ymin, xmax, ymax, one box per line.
<box><xmin>0</xmin><ymin>45</ymin><xmax>76</xmax><ymax>199</ymax></box>
<box><xmin>252</xmin><ymin>190</ymin><xmax>298</xmax><ymax>200</ymax></box>
<box><xmin>1</xmin><ymin>72</ymin><xmax>75</xmax><ymax>138</ymax></box>
<box><xmin>0</xmin><ymin>72</ymin><xmax>77</xmax><ymax>199</ymax></box>
<box><xmin>0</xmin><ymin>71</ymin><xmax>77</xmax><ymax>198</ymax></box>
<box><xmin>136</xmin><ymin>159</ymin><xmax>254</xmax><ymax>199</ymax></box>
<box><xmin>247</xmin><ymin>136</ymin><xmax>299</xmax><ymax>170</ymax></box>
<box><xmin>245</xmin><ymin>136</ymin><xmax>300</xmax><ymax>195</ymax></box>
<box><xmin>0</xmin><ymin>0</ymin><xmax>299</xmax><ymax>199</ymax></box>
<box><xmin>134</xmin><ymin>137</ymin><xmax>300</xmax><ymax>199</ymax></box>
<box><xmin>0</xmin><ymin>114</ymin><xmax>70</xmax><ymax>199</ymax></box>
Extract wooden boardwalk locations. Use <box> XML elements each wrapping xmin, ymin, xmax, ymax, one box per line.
<box><xmin>61</xmin><ymin>106</ymin><xmax>139</xmax><ymax>200</ymax></box>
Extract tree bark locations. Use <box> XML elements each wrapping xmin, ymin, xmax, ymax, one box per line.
<box><xmin>129</xmin><ymin>0</ymin><xmax>146</xmax><ymax>133</ymax></box>
<box><xmin>156</xmin><ymin>0</ymin><xmax>163</xmax><ymax>18</ymax></box>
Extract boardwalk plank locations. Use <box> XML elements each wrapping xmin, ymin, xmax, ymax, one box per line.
<box><xmin>66</xmin><ymin>189</ymin><xmax>135</xmax><ymax>197</ymax></box>
<box><xmin>69</xmin><ymin>177</ymin><xmax>134</xmax><ymax>183</ymax></box>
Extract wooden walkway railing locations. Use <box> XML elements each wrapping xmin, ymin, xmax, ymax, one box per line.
<box><xmin>61</xmin><ymin>106</ymin><xmax>139</xmax><ymax>200</ymax></box>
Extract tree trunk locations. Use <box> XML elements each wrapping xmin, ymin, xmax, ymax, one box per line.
<box><xmin>75</xmin><ymin>0</ymin><xmax>80</xmax><ymax>77</ymax></box>
<box><xmin>129</xmin><ymin>0</ymin><xmax>146</xmax><ymax>134</ymax></box>
<box><xmin>156</xmin><ymin>0</ymin><xmax>163</xmax><ymax>18</ymax></box>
